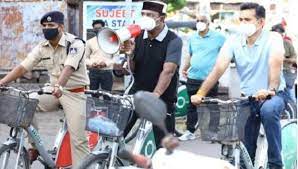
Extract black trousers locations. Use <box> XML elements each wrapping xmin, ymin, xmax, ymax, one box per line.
<box><xmin>186</xmin><ymin>78</ymin><xmax>218</xmax><ymax>133</ymax></box>
<box><xmin>124</xmin><ymin>101</ymin><xmax>175</xmax><ymax>149</ymax></box>
<box><xmin>89</xmin><ymin>69</ymin><xmax>113</xmax><ymax>91</ymax></box>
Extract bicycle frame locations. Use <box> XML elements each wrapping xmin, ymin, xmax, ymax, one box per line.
<box><xmin>88</xmin><ymin>119</ymin><xmax>156</xmax><ymax>169</ymax></box>
<box><xmin>219</xmin><ymin>119</ymin><xmax>298</xmax><ymax>169</ymax></box>
<box><xmin>4</xmin><ymin>119</ymin><xmax>73</xmax><ymax>169</ymax></box>
<box><xmin>26</xmin><ymin>125</ymin><xmax>57</xmax><ymax>168</ymax></box>
<box><xmin>219</xmin><ymin>125</ymin><xmax>268</xmax><ymax>169</ymax></box>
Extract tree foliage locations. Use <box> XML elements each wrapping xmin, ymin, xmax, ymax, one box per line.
<box><xmin>166</xmin><ymin>0</ymin><xmax>187</xmax><ymax>13</ymax></box>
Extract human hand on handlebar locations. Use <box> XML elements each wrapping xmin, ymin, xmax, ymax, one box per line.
<box><xmin>255</xmin><ymin>89</ymin><xmax>275</xmax><ymax>101</ymax></box>
<box><xmin>191</xmin><ymin>94</ymin><xmax>203</xmax><ymax>106</ymax></box>
<box><xmin>0</xmin><ymin>79</ymin><xmax>7</xmax><ymax>87</ymax></box>
<box><xmin>52</xmin><ymin>85</ymin><xmax>63</xmax><ymax>98</ymax></box>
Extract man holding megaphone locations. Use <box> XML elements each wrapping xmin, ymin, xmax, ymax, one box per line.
<box><xmin>120</xmin><ymin>0</ymin><xmax>183</xmax><ymax>148</ymax></box>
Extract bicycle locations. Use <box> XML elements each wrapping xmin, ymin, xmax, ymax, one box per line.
<box><xmin>196</xmin><ymin>97</ymin><xmax>297</xmax><ymax>169</ymax></box>
<box><xmin>0</xmin><ymin>86</ymin><xmax>95</xmax><ymax>169</ymax></box>
<box><xmin>77</xmin><ymin>90</ymin><xmax>162</xmax><ymax>169</ymax></box>
<box><xmin>283</xmin><ymin>93</ymin><xmax>297</xmax><ymax>119</ymax></box>
<box><xmin>96</xmin><ymin>97</ymin><xmax>236</xmax><ymax>169</ymax></box>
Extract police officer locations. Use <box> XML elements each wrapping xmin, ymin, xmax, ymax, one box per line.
<box><xmin>122</xmin><ymin>1</ymin><xmax>183</xmax><ymax>148</ymax></box>
<box><xmin>0</xmin><ymin>11</ymin><xmax>89</xmax><ymax>167</ymax></box>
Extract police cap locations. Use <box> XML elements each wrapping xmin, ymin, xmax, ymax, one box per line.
<box><xmin>40</xmin><ymin>11</ymin><xmax>64</xmax><ymax>25</ymax></box>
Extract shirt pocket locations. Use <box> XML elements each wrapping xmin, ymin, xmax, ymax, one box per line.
<box><xmin>40</xmin><ymin>57</ymin><xmax>54</xmax><ymax>70</ymax></box>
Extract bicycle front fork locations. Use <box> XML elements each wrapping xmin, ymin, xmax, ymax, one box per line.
<box><xmin>221</xmin><ymin>144</ymin><xmax>238</xmax><ymax>166</ymax></box>
<box><xmin>221</xmin><ymin>142</ymin><xmax>254</xmax><ymax>169</ymax></box>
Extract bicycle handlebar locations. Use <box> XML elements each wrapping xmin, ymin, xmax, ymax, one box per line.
<box><xmin>202</xmin><ymin>95</ymin><xmax>272</xmax><ymax>104</ymax></box>
<box><xmin>84</xmin><ymin>89</ymin><xmax>132</xmax><ymax>101</ymax></box>
<box><xmin>0</xmin><ymin>86</ymin><xmax>55</xmax><ymax>96</ymax></box>
<box><xmin>0</xmin><ymin>86</ymin><xmax>42</xmax><ymax>95</ymax></box>
<box><xmin>0</xmin><ymin>87</ymin><xmax>133</xmax><ymax>101</ymax></box>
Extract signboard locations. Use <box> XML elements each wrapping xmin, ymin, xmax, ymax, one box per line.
<box><xmin>0</xmin><ymin>1</ymin><xmax>67</xmax><ymax>70</ymax></box>
<box><xmin>83</xmin><ymin>1</ymin><xmax>143</xmax><ymax>40</ymax></box>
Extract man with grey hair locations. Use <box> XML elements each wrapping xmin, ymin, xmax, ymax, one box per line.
<box><xmin>179</xmin><ymin>14</ymin><xmax>226</xmax><ymax>141</ymax></box>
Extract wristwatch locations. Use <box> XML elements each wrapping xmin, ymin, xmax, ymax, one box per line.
<box><xmin>54</xmin><ymin>84</ymin><xmax>64</xmax><ymax>91</ymax></box>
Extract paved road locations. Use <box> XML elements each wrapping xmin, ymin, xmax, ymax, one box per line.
<box><xmin>0</xmin><ymin>111</ymin><xmax>221</xmax><ymax>169</ymax></box>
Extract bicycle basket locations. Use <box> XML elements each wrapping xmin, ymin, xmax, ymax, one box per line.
<box><xmin>0</xmin><ymin>93</ymin><xmax>38</xmax><ymax>128</ymax></box>
<box><xmin>85</xmin><ymin>97</ymin><xmax>133</xmax><ymax>137</ymax></box>
<box><xmin>197</xmin><ymin>100</ymin><xmax>251</xmax><ymax>142</ymax></box>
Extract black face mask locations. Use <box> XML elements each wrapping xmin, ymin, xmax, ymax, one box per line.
<box><xmin>42</xmin><ymin>28</ymin><xmax>59</xmax><ymax>40</ymax></box>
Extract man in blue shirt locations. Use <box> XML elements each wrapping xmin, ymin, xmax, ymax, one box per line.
<box><xmin>179</xmin><ymin>14</ymin><xmax>226</xmax><ymax>141</ymax></box>
<box><xmin>191</xmin><ymin>3</ymin><xmax>286</xmax><ymax>169</ymax></box>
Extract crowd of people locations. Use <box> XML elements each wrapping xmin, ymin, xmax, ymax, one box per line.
<box><xmin>0</xmin><ymin>1</ymin><xmax>296</xmax><ymax>169</ymax></box>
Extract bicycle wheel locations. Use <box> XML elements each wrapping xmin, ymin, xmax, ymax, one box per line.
<box><xmin>285</xmin><ymin>99</ymin><xmax>297</xmax><ymax>119</ymax></box>
<box><xmin>0</xmin><ymin>143</ymin><xmax>30</xmax><ymax>169</ymax></box>
<box><xmin>77</xmin><ymin>153</ymin><xmax>124</xmax><ymax>169</ymax></box>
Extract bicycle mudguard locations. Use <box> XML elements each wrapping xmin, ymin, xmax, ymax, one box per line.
<box><xmin>55</xmin><ymin>130</ymin><xmax>72</xmax><ymax>168</ymax></box>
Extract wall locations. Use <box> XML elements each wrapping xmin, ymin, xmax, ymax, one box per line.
<box><xmin>0</xmin><ymin>1</ymin><xmax>67</xmax><ymax>70</ymax></box>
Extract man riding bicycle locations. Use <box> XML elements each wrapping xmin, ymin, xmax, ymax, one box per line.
<box><xmin>191</xmin><ymin>3</ymin><xmax>286</xmax><ymax>169</ymax></box>
<box><xmin>0</xmin><ymin>11</ymin><xmax>89</xmax><ymax>168</ymax></box>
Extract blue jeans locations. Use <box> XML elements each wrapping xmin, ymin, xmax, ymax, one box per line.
<box><xmin>244</xmin><ymin>91</ymin><xmax>286</xmax><ymax>168</ymax></box>
<box><xmin>283</xmin><ymin>69</ymin><xmax>297</xmax><ymax>102</ymax></box>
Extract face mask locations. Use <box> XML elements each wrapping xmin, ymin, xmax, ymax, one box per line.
<box><xmin>196</xmin><ymin>22</ymin><xmax>207</xmax><ymax>32</ymax></box>
<box><xmin>238</xmin><ymin>23</ymin><xmax>257</xmax><ymax>37</ymax></box>
<box><xmin>153</xmin><ymin>17</ymin><xmax>162</xmax><ymax>30</ymax></box>
<box><xmin>42</xmin><ymin>28</ymin><xmax>59</xmax><ymax>40</ymax></box>
<box><xmin>136</xmin><ymin>16</ymin><xmax>156</xmax><ymax>31</ymax></box>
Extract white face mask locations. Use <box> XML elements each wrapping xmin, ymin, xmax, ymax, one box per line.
<box><xmin>196</xmin><ymin>22</ymin><xmax>207</xmax><ymax>32</ymax></box>
<box><xmin>136</xmin><ymin>16</ymin><xmax>156</xmax><ymax>31</ymax></box>
<box><xmin>238</xmin><ymin>23</ymin><xmax>257</xmax><ymax>37</ymax></box>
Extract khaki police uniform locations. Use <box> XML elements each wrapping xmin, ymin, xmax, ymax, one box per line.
<box><xmin>22</xmin><ymin>32</ymin><xmax>90</xmax><ymax>167</ymax></box>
